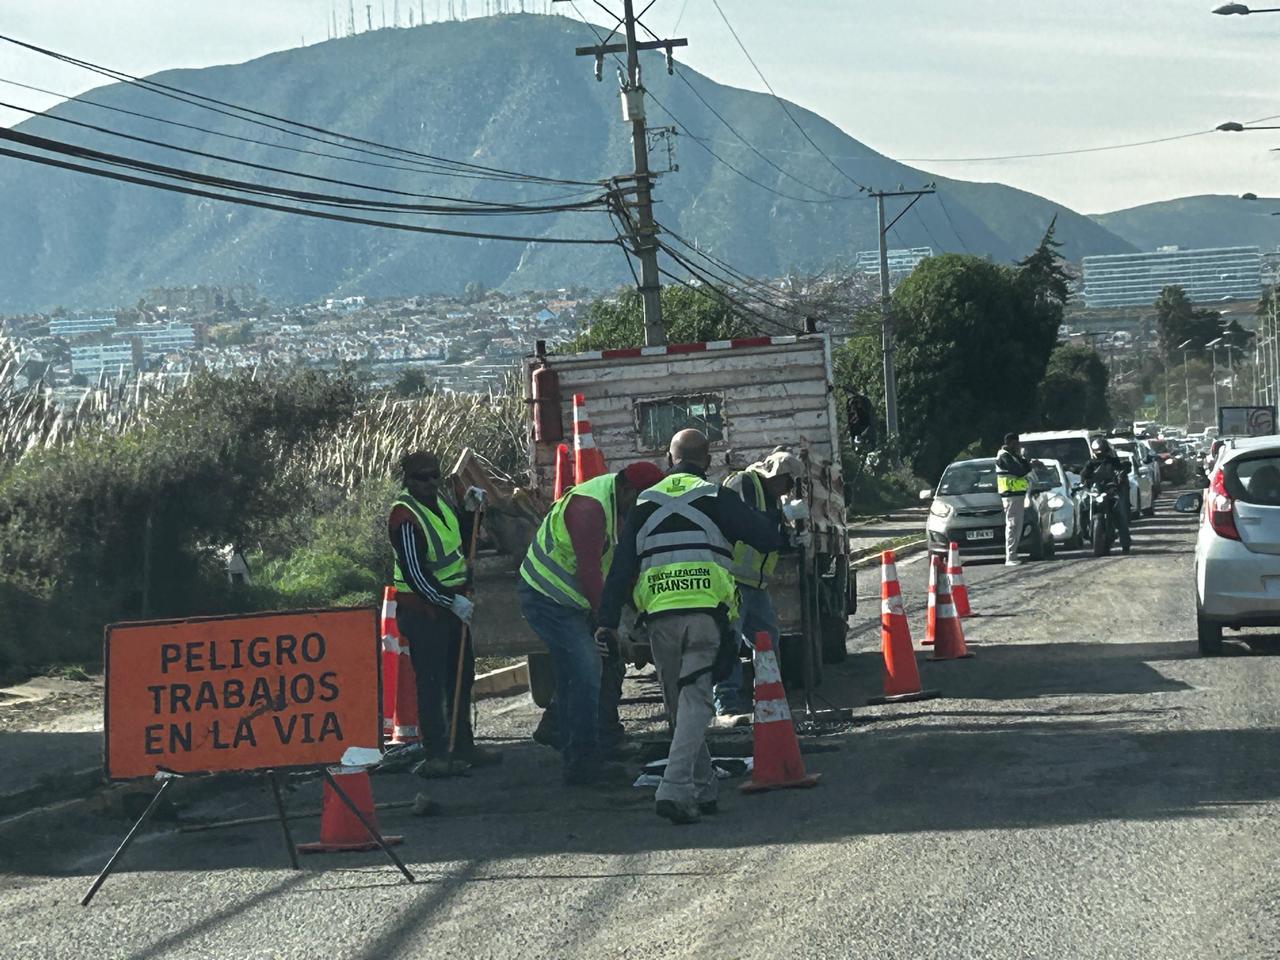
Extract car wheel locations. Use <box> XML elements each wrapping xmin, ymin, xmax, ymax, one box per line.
<box><xmin>1043</xmin><ymin>533</ymin><xmax>1055</xmax><ymax>559</ymax></box>
<box><xmin>1027</xmin><ymin>523</ymin><xmax>1045</xmax><ymax>560</ymax></box>
<box><xmin>1196</xmin><ymin>609</ymin><xmax>1223</xmax><ymax>657</ymax></box>
<box><xmin>1143</xmin><ymin>497</ymin><xmax>1156</xmax><ymax>518</ymax></box>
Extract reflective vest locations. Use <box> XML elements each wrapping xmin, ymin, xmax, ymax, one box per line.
<box><xmin>519</xmin><ymin>472</ymin><xmax>617</xmax><ymax>610</ymax></box>
<box><xmin>995</xmin><ymin>450</ymin><xmax>1030</xmax><ymax>496</ymax></box>
<box><xmin>725</xmin><ymin>469</ymin><xmax>779</xmax><ymax>589</ymax></box>
<box><xmin>631</xmin><ymin>474</ymin><xmax>737</xmax><ymax>619</ymax></box>
<box><xmin>392</xmin><ymin>489</ymin><xmax>468</xmax><ymax>592</ymax></box>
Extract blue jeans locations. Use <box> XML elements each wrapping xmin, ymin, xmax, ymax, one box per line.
<box><xmin>518</xmin><ymin>582</ymin><xmax>602</xmax><ymax>772</ymax></box>
<box><xmin>713</xmin><ymin>584</ymin><xmax>780</xmax><ymax>715</ymax></box>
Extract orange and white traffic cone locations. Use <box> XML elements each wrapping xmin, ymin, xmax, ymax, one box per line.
<box><xmin>296</xmin><ymin>768</ymin><xmax>403</xmax><ymax>854</ymax></box>
<box><xmin>928</xmin><ymin>555</ymin><xmax>974</xmax><ymax>661</ymax></box>
<box><xmin>741</xmin><ymin>632</ymin><xmax>821</xmax><ymax>793</ymax></box>
<box><xmin>379</xmin><ymin>587</ymin><xmax>398</xmax><ymax>741</ymax></box>
<box><xmin>946</xmin><ymin>541</ymin><xmax>971</xmax><ymax>618</ymax></box>
<box><xmin>572</xmin><ymin>393</ymin><xmax>608</xmax><ymax>484</ymax></box>
<box><xmin>922</xmin><ymin>552</ymin><xmax>940</xmax><ymax>646</ymax></box>
<box><xmin>868</xmin><ymin>550</ymin><xmax>940</xmax><ymax>705</ymax></box>
<box><xmin>553</xmin><ymin>442</ymin><xmax>574</xmax><ymax>499</ymax></box>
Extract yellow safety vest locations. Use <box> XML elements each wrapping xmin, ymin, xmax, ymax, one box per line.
<box><xmin>519</xmin><ymin>473</ymin><xmax>617</xmax><ymax>610</ymax></box>
<box><xmin>631</xmin><ymin>474</ymin><xmax>738</xmax><ymax>619</ymax></box>
<box><xmin>392</xmin><ymin>490</ymin><xmax>468</xmax><ymax>591</ymax></box>
<box><xmin>725</xmin><ymin>469</ymin><xmax>780</xmax><ymax>589</ymax></box>
<box><xmin>995</xmin><ymin>449</ymin><xmax>1030</xmax><ymax>496</ymax></box>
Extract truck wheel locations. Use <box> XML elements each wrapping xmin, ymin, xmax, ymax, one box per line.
<box><xmin>821</xmin><ymin>615</ymin><xmax>848</xmax><ymax>664</ymax></box>
<box><xmin>527</xmin><ymin>652</ymin><xmax>556</xmax><ymax>708</ymax></box>
<box><xmin>1196</xmin><ymin>609</ymin><xmax>1223</xmax><ymax>657</ymax></box>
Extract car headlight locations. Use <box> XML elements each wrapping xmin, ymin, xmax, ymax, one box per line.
<box><xmin>929</xmin><ymin>499</ymin><xmax>952</xmax><ymax>519</ymax></box>
<box><xmin>1048</xmin><ymin>495</ymin><xmax>1066</xmax><ymax>509</ymax></box>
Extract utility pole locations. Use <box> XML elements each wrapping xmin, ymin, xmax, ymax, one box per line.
<box><xmin>557</xmin><ymin>1</ymin><xmax>686</xmax><ymax>346</ymax></box>
<box><xmin>366</xmin><ymin>4</ymin><xmax>373</xmax><ymax>31</ymax></box>
<box><xmin>868</xmin><ymin>186</ymin><xmax>934</xmax><ymax>444</ymax></box>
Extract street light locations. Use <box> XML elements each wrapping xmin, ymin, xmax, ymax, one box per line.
<box><xmin>1217</xmin><ymin>121</ymin><xmax>1280</xmax><ymax>131</ymax></box>
<box><xmin>1208</xmin><ymin>336</ymin><xmax>1225</xmax><ymax>423</ymax></box>
<box><xmin>1179</xmin><ymin>338</ymin><xmax>1197</xmax><ymax>428</ymax></box>
<box><xmin>1213</xmin><ymin>3</ymin><xmax>1280</xmax><ymax>13</ymax></box>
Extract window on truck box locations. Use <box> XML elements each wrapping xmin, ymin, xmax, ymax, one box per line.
<box><xmin>634</xmin><ymin>394</ymin><xmax>725</xmax><ymax>450</ymax></box>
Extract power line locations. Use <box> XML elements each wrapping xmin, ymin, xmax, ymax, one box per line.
<box><xmin>935</xmin><ymin>192</ymin><xmax>971</xmax><ymax>253</ymax></box>
<box><xmin>0</xmin><ymin>141</ymin><xmax>621</xmax><ymax>246</ymax></box>
<box><xmin>0</xmin><ymin>96</ymin><xmax>608</xmax><ymax>215</ymax></box>
<box><xmin>709</xmin><ymin>0</ymin><xmax>868</xmax><ymax>193</ymax></box>
<box><xmin>0</xmin><ymin>31</ymin><xmax>599</xmax><ymax>187</ymax></box>
<box><xmin>910</xmin><ymin>205</ymin><xmax>945</xmax><ymax>255</ymax></box>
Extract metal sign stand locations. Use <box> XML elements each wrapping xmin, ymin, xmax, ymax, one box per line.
<box><xmin>80</xmin><ymin>767</ymin><xmax>414</xmax><ymax>907</ymax></box>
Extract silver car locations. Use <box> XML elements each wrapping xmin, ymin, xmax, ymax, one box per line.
<box><xmin>1176</xmin><ymin>434</ymin><xmax>1280</xmax><ymax>655</ymax></box>
<box><xmin>923</xmin><ymin>457</ymin><xmax>1056</xmax><ymax>559</ymax></box>
<box><xmin>1032</xmin><ymin>458</ymin><xmax>1082</xmax><ymax>548</ymax></box>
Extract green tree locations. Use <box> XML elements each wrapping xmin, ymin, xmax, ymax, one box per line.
<box><xmin>392</xmin><ymin>367</ymin><xmax>433</xmax><ymax>397</ymax></box>
<box><xmin>1155</xmin><ymin>285</ymin><xmax>1222</xmax><ymax>359</ymax></box>
<box><xmin>1037</xmin><ymin>343</ymin><xmax>1110</xmax><ymax>428</ymax></box>
<box><xmin>571</xmin><ymin>285</ymin><xmax>754</xmax><ymax>351</ymax></box>
<box><xmin>835</xmin><ymin>242</ymin><xmax>1064</xmax><ymax>481</ymax></box>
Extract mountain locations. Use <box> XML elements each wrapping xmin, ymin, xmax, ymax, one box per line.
<box><xmin>1092</xmin><ymin>194</ymin><xmax>1280</xmax><ymax>253</ymax></box>
<box><xmin>0</xmin><ymin>14</ymin><xmax>1137</xmax><ymax>311</ymax></box>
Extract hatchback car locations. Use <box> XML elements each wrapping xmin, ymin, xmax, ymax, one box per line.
<box><xmin>1110</xmin><ymin>441</ymin><xmax>1153</xmax><ymax>517</ymax></box>
<box><xmin>1031</xmin><ymin>458</ymin><xmax>1082</xmax><ymax>547</ymax></box>
<box><xmin>923</xmin><ymin>457</ymin><xmax>1055</xmax><ymax>559</ymax></box>
<box><xmin>1176</xmin><ymin>434</ymin><xmax>1280</xmax><ymax>654</ymax></box>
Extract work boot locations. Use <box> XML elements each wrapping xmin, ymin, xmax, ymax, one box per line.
<box><xmin>698</xmin><ymin>800</ymin><xmax>719</xmax><ymax>815</ymax></box>
<box><xmin>532</xmin><ymin>710</ymin><xmax>559</xmax><ymax>750</ymax></box>
<box><xmin>453</xmin><ymin>744</ymin><xmax>503</xmax><ymax>767</ymax></box>
<box><xmin>655</xmin><ymin>799</ymin><xmax>701</xmax><ymax>825</ymax></box>
<box><xmin>413</xmin><ymin>756</ymin><xmax>469</xmax><ymax>780</ymax></box>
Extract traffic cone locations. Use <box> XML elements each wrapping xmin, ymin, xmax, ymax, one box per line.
<box><xmin>946</xmin><ymin>541</ymin><xmax>971</xmax><ymax>618</ymax></box>
<box><xmin>921</xmin><ymin>552</ymin><xmax>939</xmax><ymax>646</ymax></box>
<box><xmin>391</xmin><ymin>639</ymin><xmax>420</xmax><ymax>745</ymax></box>
<box><xmin>297</xmin><ymin>768</ymin><xmax>403</xmax><ymax>854</ymax></box>
<box><xmin>868</xmin><ymin>550</ymin><xmax>940</xmax><ymax>705</ymax></box>
<box><xmin>741</xmin><ymin>632</ymin><xmax>821</xmax><ymax>793</ymax></box>
<box><xmin>379</xmin><ymin>587</ymin><xmax>398</xmax><ymax>741</ymax></box>
<box><xmin>553</xmin><ymin>442</ymin><xmax>574</xmax><ymax>499</ymax></box>
<box><xmin>927</xmin><ymin>555</ymin><xmax>974</xmax><ymax>661</ymax></box>
<box><xmin>572</xmin><ymin>393</ymin><xmax>608</xmax><ymax>484</ymax></box>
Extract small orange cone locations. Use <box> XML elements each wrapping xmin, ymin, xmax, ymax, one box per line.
<box><xmin>391</xmin><ymin>644</ymin><xmax>420</xmax><ymax>745</ymax></box>
<box><xmin>297</xmin><ymin>768</ymin><xmax>403</xmax><ymax>854</ymax></box>
<box><xmin>379</xmin><ymin>587</ymin><xmax>398</xmax><ymax>741</ymax></box>
<box><xmin>946</xmin><ymin>541</ymin><xmax>971</xmax><ymax>618</ymax></box>
<box><xmin>572</xmin><ymin>393</ymin><xmax>608</xmax><ymax>484</ymax></box>
<box><xmin>921</xmin><ymin>552</ymin><xmax>939</xmax><ymax>646</ymax></box>
<box><xmin>868</xmin><ymin>550</ymin><xmax>940</xmax><ymax>705</ymax></box>
<box><xmin>741</xmin><ymin>632</ymin><xmax>821</xmax><ymax>793</ymax></box>
<box><xmin>553</xmin><ymin>442</ymin><xmax>574</xmax><ymax>499</ymax></box>
<box><xmin>927</xmin><ymin>555</ymin><xmax>974</xmax><ymax>661</ymax></box>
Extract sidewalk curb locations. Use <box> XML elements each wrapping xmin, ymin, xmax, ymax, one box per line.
<box><xmin>850</xmin><ymin>537</ymin><xmax>928</xmax><ymax>569</ymax></box>
<box><xmin>472</xmin><ymin>661</ymin><xmax>529</xmax><ymax>700</ymax></box>
<box><xmin>0</xmin><ymin>764</ymin><xmax>102</xmax><ymax>822</ymax></box>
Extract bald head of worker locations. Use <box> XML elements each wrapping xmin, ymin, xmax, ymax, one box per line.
<box><xmin>668</xmin><ymin>428</ymin><xmax>712</xmax><ymax>473</ymax></box>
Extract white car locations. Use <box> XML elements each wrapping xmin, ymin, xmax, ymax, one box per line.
<box><xmin>1110</xmin><ymin>440</ymin><xmax>1155</xmax><ymax>517</ymax></box>
<box><xmin>1177</xmin><ymin>434</ymin><xmax>1280</xmax><ymax>655</ymax></box>
<box><xmin>1031</xmin><ymin>458</ymin><xmax>1082</xmax><ymax>547</ymax></box>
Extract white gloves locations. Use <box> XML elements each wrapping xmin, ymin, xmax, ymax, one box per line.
<box><xmin>790</xmin><ymin>529</ymin><xmax>812</xmax><ymax>549</ymax></box>
<box><xmin>450</xmin><ymin>594</ymin><xmax>474</xmax><ymax>624</ymax></box>
<box><xmin>781</xmin><ymin>498</ymin><xmax>810</xmax><ymax>522</ymax></box>
<box><xmin>463</xmin><ymin>485</ymin><xmax>487</xmax><ymax>512</ymax></box>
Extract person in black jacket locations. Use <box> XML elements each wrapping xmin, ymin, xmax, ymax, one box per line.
<box><xmin>1080</xmin><ymin>438</ymin><xmax>1131</xmax><ymax>553</ymax></box>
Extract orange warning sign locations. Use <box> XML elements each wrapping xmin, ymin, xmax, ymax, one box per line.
<box><xmin>104</xmin><ymin>607</ymin><xmax>380</xmax><ymax>781</ymax></box>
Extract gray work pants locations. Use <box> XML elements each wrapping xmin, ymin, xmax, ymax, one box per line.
<box><xmin>1002</xmin><ymin>494</ymin><xmax>1025</xmax><ymax>563</ymax></box>
<box><xmin>648</xmin><ymin>612</ymin><xmax>721</xmax><ymax>811</ymax></box>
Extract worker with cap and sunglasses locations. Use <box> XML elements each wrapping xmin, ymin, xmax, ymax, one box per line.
<box><xmin>713</xmin><ymin>448</ymin><xmax>809</xmax><ymax>722</ymax></box>
<box><xmin>518</xmin><ymin>461</ymin><xmax>666</xmax><ymax>786</ymax></box>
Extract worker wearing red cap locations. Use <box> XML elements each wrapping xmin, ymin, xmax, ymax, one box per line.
<box><xmin>518</xmin><ymin>461</ymin><xmax>665</xmax><ymax>786</ymax></box>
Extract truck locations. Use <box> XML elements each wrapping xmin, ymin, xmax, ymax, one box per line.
<box><xmin>466</xmin><ymin>332</ymin><xmax>857</xmax><ymax>707</ymax></box>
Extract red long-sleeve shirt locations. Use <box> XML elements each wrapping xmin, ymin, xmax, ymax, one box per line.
<box><xmin>562</xmin><ymin>494</ymin><xmax>609</xmax><ymax>612</ymax></box>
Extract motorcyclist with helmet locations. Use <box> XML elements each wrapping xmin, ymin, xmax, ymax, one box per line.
<box><xmin>1080</xmin><ymin>437</ymin><xmax>1132</xmax><ymax>554</ymax></box>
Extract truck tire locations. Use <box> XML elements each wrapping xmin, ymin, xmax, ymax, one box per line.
<box><xmin>527</xmin><ymin>652</ymin><xmax>556</xmax><ymax>708</ymax></box>
<box><xmin>821</xmin><ymin>614</ymin><xmax>849</xmax><ymax>664</ymax></box>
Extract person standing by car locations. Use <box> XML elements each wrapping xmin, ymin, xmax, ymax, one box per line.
<box><xmin>995</xmin><ymin>433</ymin><xmax>1040</xmax><ymax>567</ymax></box>
<box><xmin>1080</xmin><ymin>437</ymin><xmax>1132</xmax><ymax>554</ymax></box>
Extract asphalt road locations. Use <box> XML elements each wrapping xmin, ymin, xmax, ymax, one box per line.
<box><xmin>4</xmin><ymin>495</ymin><xmax>1280</xmax><ymax>959</ymax></box>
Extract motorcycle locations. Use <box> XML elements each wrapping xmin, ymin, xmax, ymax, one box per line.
<box><xmin>1085</xmin><ymin>481</ymin><xmax>1121</xmax><ymax>557</ymax></box>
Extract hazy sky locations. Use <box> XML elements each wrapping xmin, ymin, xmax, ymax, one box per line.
<box><xmin>0</xmin><ymin>0</ymin><xmax>1277</xmax><ymax>213</ymax></box>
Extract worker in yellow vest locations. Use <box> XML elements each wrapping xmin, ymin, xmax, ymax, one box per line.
<box><xmin>596</xmin><ymin>430</ymin><xmax>795</xmax><ymax>824</ymax></box>
<box><xmin>389</xmin><ymin>450</ymin><xmax>497</xmax><ymax>778</ymax></box>
<box><xmin>713</xmin><ymin>450</ymin><xmax>808</xmax><ymax>721</ymax></box>
<box><xmin>518</xmin><ymin>461</ymin><xmax>665</xmax><ymax>786</ymax></box>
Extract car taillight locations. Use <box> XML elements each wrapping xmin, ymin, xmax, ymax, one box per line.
<box><xmin>1208</xmin><ymin>468</ymin><xmax>1241</xmax><ymax>541</ymax></box>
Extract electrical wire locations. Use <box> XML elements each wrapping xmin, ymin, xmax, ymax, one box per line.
<box><xmin>910</xmin><ymin>205</ymin><xmax>945</xmax><ymax>256</ymax></box>
<box><xmin>0</xmin><ymin>97</ymin><xmax>608</xmax><ymax>215</ymax></box>
<box><xmin>0</xmin><ymin>32</ymin><xmax>599</xmax><ymax>187</ymax></box>
<box><xmin>935</xmin><ymin>191</ymin><xmax>971</xmax><ymax>253</ymax></box>
<box><xmin>0</xmin><ymin>76</ymin><xmax>603</xmax><ymax>199</ymax></box>
<box><xmin>709</xmin><ymin>0</ymin><xmax>869</xmax><ymax>193</ymax></box>
<box><xmin>0</xmin><ymin>142</ymin><xmax>622</xmax><ymax>245</ymax></box>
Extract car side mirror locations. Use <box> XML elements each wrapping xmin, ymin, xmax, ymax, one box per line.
<box><xmin>1070</xmin><ymin>482</ymin><xmax>1084</xmax><ymax>492</ymax></box>
<box><xmin>1174</xmin><ymin>492</ymin><xmax>1203</xmax><ymax>514</ymax></box>
<box><xmin>1031</xmin><ymin>482</ymin><xmax>1053</xmax><ymax>494</ymax></box>
<box><xmin>919</xmin><ymin>489</ymin><xmax>934</xmax><ymax>501</ymax></box>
